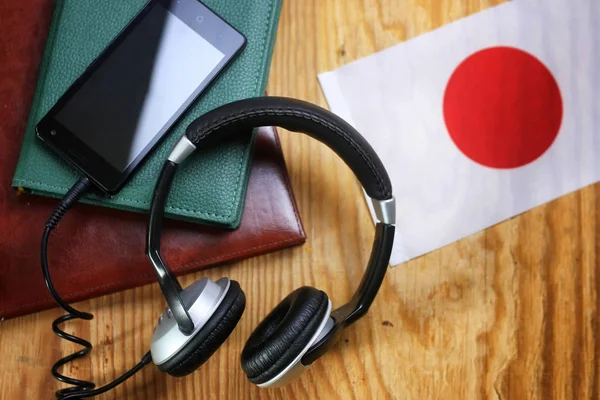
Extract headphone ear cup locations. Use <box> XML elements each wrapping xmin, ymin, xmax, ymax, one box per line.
<box><xmin>241</xmin><ymin>286</ymin><xmax>330</xmax><ymax>385</ymax></box>
<box><xmin>158</xmin><ymin>280</ymin><xmax>246</xmax><ymax>377</ymax></box>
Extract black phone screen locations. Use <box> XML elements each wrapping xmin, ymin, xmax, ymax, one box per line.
<box><xmin>55</xmin><ymin>4</ymin><xmax>223</xmax><ymax>171</ymax></box>
<box><xmin>36</xmin><ymin>0</ymin><xmax>246</xmax><ymax>193</ymax></box>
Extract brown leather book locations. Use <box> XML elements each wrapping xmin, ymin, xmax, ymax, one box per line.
<box><xmin>0</xmin><ymin>0</ymin><xmax>305</xmax><ymax>319</ymax></box>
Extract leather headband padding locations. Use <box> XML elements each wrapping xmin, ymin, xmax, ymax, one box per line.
<box><xmin>185</xmin><ymin>96</ymin><xmax>393</xmax><ymax>201</ymax></box>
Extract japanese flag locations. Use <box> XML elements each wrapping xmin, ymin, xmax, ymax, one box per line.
<box><xmin>319</xmin><ymin>0</ymin><xmax>600</xmax><ymax>265</ymax></box>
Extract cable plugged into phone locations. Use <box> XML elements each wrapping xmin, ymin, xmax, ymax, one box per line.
<box><xmin>44</xmin><ymin>176</ymin><xmax>91</xmax><ymax>230</ymax></box>
<box><xmin>41</xmin><ymin>176</ymin><xmax>152</xmax><ymax>400</ymax></box>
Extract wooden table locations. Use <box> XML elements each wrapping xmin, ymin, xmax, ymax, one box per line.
<box><xmin>2</xmin><ymin>0</ymin><xmax>599</xmax><ymax>398</ymax></box>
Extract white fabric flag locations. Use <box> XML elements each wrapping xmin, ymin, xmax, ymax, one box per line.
<box><xmin>319</xmin><ymin>0</ymin><xmax>600</xmax><ymax>265</ymax></box>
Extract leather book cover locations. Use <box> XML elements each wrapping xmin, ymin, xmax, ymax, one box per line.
<box><xmin>0</xmin><ymin>0</ymin><xmax>306</xmax><ymax>320</ymax></box>
<box><xmin>11</xmin><ymin>0</ymin><xmax>283</xmax><ymax>229</ymax></box>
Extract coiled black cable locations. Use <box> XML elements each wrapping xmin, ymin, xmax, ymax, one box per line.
<box><xmin>41</xmin><ymin>176</ymin><xmax>152</xmax><ymax>399</ymax></box>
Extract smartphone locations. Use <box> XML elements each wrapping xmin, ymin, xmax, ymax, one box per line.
<box><xmin>36</xmin><ymin>0</ymin><xmax>246</xmax><ymax>194</ymax></box>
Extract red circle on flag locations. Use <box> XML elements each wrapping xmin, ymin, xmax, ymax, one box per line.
<box><xmin>443</xmin><ymin>46</ymin><xmax>563</xmax><ymax>169</ymax></box>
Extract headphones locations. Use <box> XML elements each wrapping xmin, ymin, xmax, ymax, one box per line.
<box><xmin>146</xmin><ymin>96</ymin><xmax>395</xmax><ymax>387</ymax></box>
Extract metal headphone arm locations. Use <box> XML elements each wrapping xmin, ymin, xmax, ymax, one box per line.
<box><xmin>145</xmin><ymin>160</ymin><xmax>195</xmax><ymax>336</ymax></box>
<box><xmin>301</xmin><ymin>220</ymin><xmax>395</xmax><ymax>365</ymax></box>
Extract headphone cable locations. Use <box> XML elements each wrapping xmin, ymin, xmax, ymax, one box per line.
<box><xmin>41</xmin><ymin>176</ymin><xmax>152</xmax><ymax>399</ymax></box>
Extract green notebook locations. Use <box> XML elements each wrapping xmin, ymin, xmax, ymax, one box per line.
<box><xmin>12</xmin><ymin>0</ymin><xmax>282</xmax><ymax>229</ymax></box>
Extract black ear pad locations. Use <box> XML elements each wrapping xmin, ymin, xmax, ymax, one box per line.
<box><xmin>241</xmin><ymin>286</ymin><xmax>330</xmax><ymax>385</ymax></box>
<box><xmin>158</xmin><ymin>280</ymin><xmax>246</xmax><ymax>377</ymax></box>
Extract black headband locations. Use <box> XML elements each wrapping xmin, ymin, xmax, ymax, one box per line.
<box><xmin>146</xmin><ymin>97</ymin><xmax>395</xmax><ymax>363</ymax></box>
<box><xmin>187</xmin><ymin>97</ymin><xmax>393</xmax><ymax>200</ymax></box>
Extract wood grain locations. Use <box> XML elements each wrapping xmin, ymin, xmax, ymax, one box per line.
<box><xmin>1</xmin><ymin>0</ymin><xmax>599</xmax><ymax>399</ymax></box>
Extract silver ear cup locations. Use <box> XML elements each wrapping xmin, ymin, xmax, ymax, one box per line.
<box><xmin>258</xmin><ymin>299</ymin><xmax>334</xmax><ymax>388</ymax></box>
<box><xmin>150</xmin><ymin>277</ymin><xmax>230</xmax><ymax>365</ymax></box>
